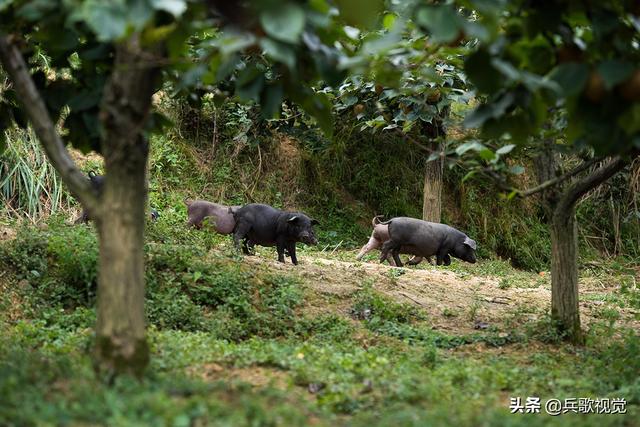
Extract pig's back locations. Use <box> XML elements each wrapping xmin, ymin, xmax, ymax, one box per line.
<box><xmin>236</xmin><ymin>203</ymin><xmax>282</xmax><ymax>245</ymax></box>
<box><xmin>389</xmin><ymin>217</ymin><xmax>443</xmax><ymax>256</ymax></box>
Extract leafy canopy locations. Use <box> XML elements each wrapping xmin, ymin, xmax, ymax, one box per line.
<box><xmin>0</xmin><ymin>0</ymin><xmax>638</xmax><ymax>161</ymax></box>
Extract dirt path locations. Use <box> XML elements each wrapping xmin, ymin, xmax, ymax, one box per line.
<box><xmin>244</xmin><ymin>254</ymin><xmax>640</xmax><ymax>335</ymax></box>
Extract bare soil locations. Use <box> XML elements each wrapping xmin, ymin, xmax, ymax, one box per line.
<box><xmin>243</xmin><ymin>254</ymin><xmax>640</xmax><ymax>335</ymax></box>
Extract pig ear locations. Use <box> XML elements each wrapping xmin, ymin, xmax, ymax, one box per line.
<box><xmin>311</xmin><ymin>219</ymin><xmax>320</xmax><ymax>226</ymax></box>
<box><xmin>463</xmin><ymin>237</ymin><xmax>477</xmax><ymax>250</ymax></box>
<box><xmin>287</xmin><ymin>215</ymin><xmax>299</xmax><ymax>223</ymax></box>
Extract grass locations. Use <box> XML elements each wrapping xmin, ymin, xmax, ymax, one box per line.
<box><xmin>0</xmin><ymin>127</ymin><xmax>76</xmax><ymax>221</ymax></box>
<box><xmin>0</xmin><ymin>98</ymin><xmax>638</xmax><ymax>425</ymax></box>
<box><xmin>1</xmin><ymin>220</ymin><xmax>639</xmax><ymax>426</ymax></box>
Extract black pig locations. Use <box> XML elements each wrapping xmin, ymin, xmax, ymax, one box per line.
<box><xmin>74</xmin><ymin>171</ymin><xmax>104</xmax><ymax>224</ymax></box>
<box><xmin>379</xmin><ymin>217</ymin><xmax>477</xmax><ymax>267</ymax></box>
<box><xmin>74</xmin><ymin>171</ymin><xmax>159</xmax><ymax>224</ymax></box>
<box><xmin>232</xmin><ymin>203</ymin><xmax>319</xmax><ymax>265</ymax></box>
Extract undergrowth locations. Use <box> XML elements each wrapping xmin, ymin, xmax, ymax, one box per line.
<box><xmin>0</xmin><ymin>223</ymin><xmax>638</xmax><ymax>425</ymax></box>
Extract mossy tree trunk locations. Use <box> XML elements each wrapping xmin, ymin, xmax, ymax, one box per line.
<box><xmin>422</xmin><ymin>144</ymin><xmax>443</xmax><ymax>222</ymax></box>
<box><xmin>533</xmin><ymin>155</ymin><xmax>628</xmax><ymax>344</ymax></box>
<box><xmin>0</xmin><ymin>34</ymin><xmax>161</xmax><ymax>377</ymax></box>
<box><xmin>92</xmin><ymin>37</ymin><xmax>160</xmax><ymax>376</ymax></box>
<box><xmin>550</xmin><ymin>206</ymin><xmax>583</xmax><ymax>343</ymax></box>
<box><xmin>420</xmin><ymin>109</ymin><xmax>447</xmax><ymax>223</ymax></box>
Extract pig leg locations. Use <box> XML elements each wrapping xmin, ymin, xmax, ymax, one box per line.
<box><xmin>242</xmin><ymin>239</ymin><xmax>253</xmax><ymax>255</ymax></box>
<box><xmin>385</xmin><ymin>254</ymin><xmax>397</xmax><ymax>267</ymax></box>
<box><xmin>233</xmin><ymin>221</ymin><xmax>252</xmax><ymax>252</ymax></box>
<box><xmin>276</xmin><ymin>237</ymin><xmax>287</xmax><ymax>263</ymax></box>
<box><xmin>406</xmin><ymin>256</ymin><xmax>423</xmax><ymax>266</ymax></box>
<box><xmin>379</xmin><ymin>240</ymin><xmax>392</xmax><ymax>263</ymax></box>
<box><xmin>436</xmin><ymin>248</ymin><xmax>452</xmax><ymax>266</ymax></box>
<box><xmin>287</xmin><ymin>242</ymin><xmax>298</xmax><ymax>265</ymax></box>
<box><xmin>356</xmin><ymin>233</ymin><xmax>380</xmax><ymax>260</ymax></box>
<box><xmin>391</xmin><ymin>248</ymin><xmax>403</xmax><ymax>267</ymax></box>
<box><xmin>247</xmin><ymin>240</ymin><xmax>257</xmax><ymax>255</ymax></box>
<box><xmin>380</xmin><ymin>240</ymin><xmax>402</xmax><ymax>266</ymax></box>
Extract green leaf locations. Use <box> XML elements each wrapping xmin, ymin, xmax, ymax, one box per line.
<box><xmin>463</xmin><ymin>92</ymin><xmax>515</xmax><ymax>128</ymax></box>
<box><xmin>597</xmin><ymin>60</ymin><xmax>634</xmax><ymax>90</ymax></box>
<box><xmin>455</xmin><ymin>140</ymin><xmax>486</xmax><ymax>156</ymax></box>
<box><xmin>260</xmin><ymin>3</ymin><xmax>305</xmax><ymax>44</ymax></box>
<box><xmin>301</xmin><ymin>92</ymin><xmax>334</xmax><ymax>137</ymax></box>
<box><xmin>260</xmin><ymin>83</ymin><xmax>284</xmax><ymax>119</ymax></box>
<box><xmin>128</xmin><ymin>0</ymin><xmax>155</xmax><ymax>29</ymax></box>
<box><xmin>478</xmin><ymin>148</ymin><xmax>496</xmax><ymax>161</ymax></box>
<box><xmin>548</xmin><ymin>63</ymin><xmax>589</xmax><ymax>97</ymax></box>
<box><xmin>343</xmin><ymin>26</ymin><xmax>361</xmax><ymax>40</ymax></box>
<box><xmin>361</xmin><ymin>30</ymin><xmax>402</xmax><ymax>56</ymax></box>
<box><xmin>618</xmin><ymin>104</ymin><xmax>640</xmax><ymax>136</ymax></box>
<box><xmin>84</xmin><ymin>1</ymin><xmax>129</xmax><ymax>41</ymax></box>
<box><xmin>464</xmin><ymin>49</ymin><xmax>502</xmax><ymax>94</ymax></box>
<box><xmin>461</xmin><ymin>170</ymin><xmax>476</xmax><ymax>183</ymax></box>
<box><xmin>415</xmin><ymin>5</ymin><xmax>461</xmax><ymax>43</ymax></box>
<box><xmin>427</xmin><ymin>152</ymin><xmax>441</xmax><ymax>162</ymax></box>
<box><xmin>146</xmin><ymin>111</ymin><xmax>174</xmax><ymax>135</ymax></box>
<box><xmin>16</xmin><ymin>0</ymin><xmax>56</xmax><ymax>21</ymax></box>
<box><xmin>335</xmin><ymin>0</ymin><xmax>383</xmax><ymax>28</ymax></box>
<box><xmin>150</xmin><ymin>0</ymin><xmax>186</xmax><ymax>17</ymax></box>
<box><xmin>496</xmin><ymin>144</ymin><xmax>516</xmax><ymax>155</ymax></box>
<box><xmin>463</xmin><ymin>104</ymin><xmax>494</xmax><ymax>129</ymax></box>
<box><xmin>235</xmin><ymin>65</ymin><xmax>265</xmax><ymax>102</ymax></box>
<box><xmin>382</xmin><ymin>13</ymin><xmax>396</xmax><ymax>31</ymax></box>
<box><xmin>217</xmin><ymin>33</ymin><xmax>256</xmax><ymax>56</ymax></box>
<box><xmin>213</xmin><ymin>54</ymin><xmax>241</xmax><ymax>82</ymax></box>
<box><xmin>260</xmin><ymin>38</ymin><xmax>296</xmax><ymax>71</ymax></box>
<box><xmin>0</xmin><ymin>0</ymin><xmax>14</xmax><ymax>13</ymax></box>
<box><xmin>68</xmin><ymin>90</ymin><xmax>102</xmax><ymax>111</ymax></box>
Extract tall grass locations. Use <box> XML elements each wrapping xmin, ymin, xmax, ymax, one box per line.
<box><xmin>0</xmin><ymin>127</ymin><xmax>73</xmax><ymax>221</ymax></box>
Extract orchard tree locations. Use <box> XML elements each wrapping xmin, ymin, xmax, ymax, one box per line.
<box><xmin>419</xmin><ymin>0</ymin><xmax>640</xmax><ymax>343</ymax></box>
<box><xmin>331</xmin><ymin>21</ymin><xmax>470</xmax><ymax>223</ymax></box>
<box><xmin>0</xmin><ymin>0</ymin><xmax>383</xmax><ymax>376</ymax></box>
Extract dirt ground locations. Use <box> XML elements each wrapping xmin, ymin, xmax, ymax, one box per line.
<box><xmin>243</xmin><ymin>254</ymin><xmax>640</xmax><ymax>335</ymax></box>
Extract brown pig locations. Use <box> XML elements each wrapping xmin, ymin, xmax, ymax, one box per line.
<box><xmin>185</xmin><ymin>199</ymin><xmax>240</xmax><ymax>234</ymax></box>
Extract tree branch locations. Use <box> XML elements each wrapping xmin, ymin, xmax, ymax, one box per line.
<box><xmin>393</xmin><ymin>128</ymin><xmax>433</xmax><ymax>153</ymax></box>
<box><xmin>484</xmin><ymin>157</ymin><xmax>599</xmax><ymax>198</ymax></box>
<box><xmin>519</xmin><ymin>158</ymin><xmax>598</xmax><ymax>197</ymax></box>
<box><xmin>0</xmin><ymin>34</ymin><xmax>99</xmax><ymax>216</ymax></box>
<box><xmin>555</xmin><ymin>156</ymin><xmax>628</xmax><ymax>218</ymax></box>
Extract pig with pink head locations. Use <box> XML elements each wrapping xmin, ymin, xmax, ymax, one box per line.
<box><xmin>356</xmin><ymin>216</ymin><xmax>426</xmax><ymax>266</ymax></box>
<box><xmin>357</xmin><ymin>215</ymin><xmax>477</xmax><ymax>267</ymax></box>
<box><xmin>379</xmin><ymin>217</ymin><xmax>477</xmax><ymax>267</ymax></box>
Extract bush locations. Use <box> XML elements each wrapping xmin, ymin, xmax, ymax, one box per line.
<box><xmin>0</xmin><ymin>224</ymin><xmax>98</xmax><ymax>308</ymax></box>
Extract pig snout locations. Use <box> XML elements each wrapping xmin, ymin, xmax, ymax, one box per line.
<box><xmin>299</xmin><ymin>231</ymin><xmax>318</xmax><ymax>245</ymax></box>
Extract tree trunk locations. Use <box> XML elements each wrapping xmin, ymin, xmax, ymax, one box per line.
<box><xmin>550</xmin><ymin>206</ymin><xmax>584</xmax><ymax>344</ymax></box>
<box><xmin>547</xmin><ymin>156</ymin><xmax>627</xmax><ymax>344</ymax></box>
<box><xmin>94</xmin><ymin>151</ymin><xmax>149</xmax><ymax>376</ymax></box>
<box><xmin>92</xmin><ymin>37</ymin><xmax>160</xmax><ymax>377</ymax></box>
<box><xmin>422</xmin><ymin>146</ymin><xmax>443</xmax><ymax>222</ymax></box>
